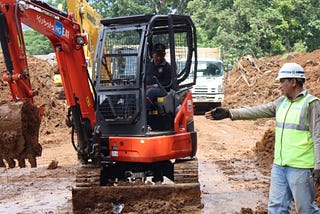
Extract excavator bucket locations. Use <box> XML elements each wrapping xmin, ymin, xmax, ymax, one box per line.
<box><xmin>0</xmin><ymin>100</ymin><xmax>42</xmax><ymax>168</ymax></box>
<box><xmin>72</xmin><ymin>158</ymin><xmax>202</xmax><ymax>213</ymax></box>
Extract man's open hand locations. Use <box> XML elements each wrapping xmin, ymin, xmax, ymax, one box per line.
<box><xmin>205</xmin><ymin>107</ymin><xmax>230</xmax><ymax>120</ymax></box>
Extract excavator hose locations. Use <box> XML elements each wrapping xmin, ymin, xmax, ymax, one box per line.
<box><xmin>0</xmin><ymin>12</ymin><xmax>14</xmax><ymax>75</ymax></box>
<box><xmin>30</xmin><ymin>0</ymin><xmax>68</xmax><ymax>18</ymax></box>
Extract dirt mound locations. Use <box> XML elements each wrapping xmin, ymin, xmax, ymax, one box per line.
<box><xmin>0</xmin><ymin>53</ymin><xmax>68</xmax><ymax>167</ymax></box>
<box><xmin>0</xmin><ymin>54</ymin><xmax>68</xmax><ymax>137</ymax></box>
<box><xmin>254</xmin><ymin>127</ymin><xmax>275</xmax><ymax>176</ymax></box>
<box><xmin>224</xmin><ymin>50</ymin><xmax>320</xmax><ymax>108</ymax></box>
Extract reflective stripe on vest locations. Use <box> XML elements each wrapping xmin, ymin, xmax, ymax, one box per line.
<box><xmin>274</xmin><ymin>94</ymin><xmax>318</xmax><ymax>168</ymax></box>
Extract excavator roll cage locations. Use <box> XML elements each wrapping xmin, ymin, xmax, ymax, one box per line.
<box><xmin>93</xmin><ymin>14</ymin><xmax>197</xmax><ymax>131</ymax></box>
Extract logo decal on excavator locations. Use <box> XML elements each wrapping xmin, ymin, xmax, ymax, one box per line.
<box><xmin>187</xmin><ymin>100</ymin><xmax>193</xmax><ymax>112</ymax></box>
<box><xmin>54</xmin><ymin>20</ymin><xmax>70</xmax><ymax>38</ymax></box>
<box><xmin>36</xmin><ymin>15</ymin><xmax>54</xmax><ymax>30</ymax></box>
<box><xmin>85</xmin><ymin>96</ymin><xmax>92</xmax><ymax>107</ymax></box>
<box><xmin>36</xmin><ymin>15</ymin><xmax>70</xmax><ymax>38</ymax></box>
<box><xmin>54</xmin><ymin>21</ymin><xmax>63</xmax><ymax>37</ymax></box>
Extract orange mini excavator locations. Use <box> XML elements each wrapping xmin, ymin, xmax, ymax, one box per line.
<box><xmin>0</xmin><ymin>0</ymin><xmax>200</xmax><ymax>211</ymax></box>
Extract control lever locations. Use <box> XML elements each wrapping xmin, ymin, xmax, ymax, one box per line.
<box><xmin>152</xmin><ymin>76</ymin><xmax>168</xmax><ymax>96</ymax></box>
<box><xmin>146</xmin><ymin>97</ymin><xmax>157</xmax><ymax>109</ymax></box>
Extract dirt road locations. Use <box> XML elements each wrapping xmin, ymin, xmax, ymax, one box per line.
<box><xmin>197</xmin><ymin>117</ymin><xmax>271</xmax><ymax>213</ymax></box>
<box><xmin>6</xmin><ymin>50</ymin><xmax>320</xmax><ymax>213</ymax></box>
<box><xmin>0</xmin><ymin>115</ymin><xmax>272</xmax><ymax>213</ymax></box>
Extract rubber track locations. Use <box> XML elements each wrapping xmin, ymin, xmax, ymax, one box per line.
<box><xmin>75</xmin><ymin>166</ymin><xmax>100</xmax><ymax>188</ymax></box>
<box><xmin>174</xmin><ymin>158</ymin><xmax>199</xmax><ymax>183</ymax></box>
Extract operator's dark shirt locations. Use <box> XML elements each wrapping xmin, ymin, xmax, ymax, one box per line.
<box><xmin>146</xmin><ymin>59</ymin><xmax>172</xmax><ymax>90</ymax></box>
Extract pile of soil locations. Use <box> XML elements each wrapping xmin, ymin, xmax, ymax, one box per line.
<box><xmin>0</xmin><ymin>54</ymin><xmax>68</xmax><ymax>167</ymax></box>
<box><xmin>0</xmin><ymin>54</ymin><xmax>68</xmax><ymax>138</ymax></box>
<box><xmin>224</xmin><ymin>50</ymin><xmax>320</xmax><ymax>108</ymax></box>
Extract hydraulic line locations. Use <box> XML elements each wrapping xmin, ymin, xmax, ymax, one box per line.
<box><xmin>0</xmin><ymin>12</ymin><xmax>14</xmax><ymax>75</ymax></box>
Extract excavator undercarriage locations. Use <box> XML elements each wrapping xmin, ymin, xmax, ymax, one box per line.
<box><xmin>72</xmin><ymin>158</ymin><xmax>201</xmax><ymax>213</ymax></box>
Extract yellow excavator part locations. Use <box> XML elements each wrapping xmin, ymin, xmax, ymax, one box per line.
<box><xmin>67</xmin><ymin>0</ymin><xmax>101</xmax><ymax>73</ymax></box>
<box><xmin>67</xmin><ymin>0</ymin><xmax>110</xmax><ymax>81</ymax></box>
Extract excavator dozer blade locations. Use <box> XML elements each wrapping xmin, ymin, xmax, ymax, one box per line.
<box><xmin>72</xmin><ymin>158</ymin><xmax>202</xmax><ymax>213</ymax></box>
<box><xmin>0</xmin><ymin>100</ymin><xmax>42</xmax><ymax>168</ymax></box>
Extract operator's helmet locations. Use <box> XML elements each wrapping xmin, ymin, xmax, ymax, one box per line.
<box><xmin>276</xmin><ymin>62</ymin><xmax>306</xmax><ymax>80</ymax></box>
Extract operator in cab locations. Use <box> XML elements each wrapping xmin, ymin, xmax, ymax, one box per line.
<box><xmin>146</xmin><ymin>43</ymin><xmax>172</xmax><ymax>109</ymax></box>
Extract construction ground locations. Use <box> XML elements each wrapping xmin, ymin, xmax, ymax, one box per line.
<box><xmin>1</xmin><ymin>50</ymin><xmax>320</xmax><ymax>213</ymax></box>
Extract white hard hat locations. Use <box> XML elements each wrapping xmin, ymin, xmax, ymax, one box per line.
<box><xmin>276</xmin><ymin>62</ymin><xmax>305</xmax><ymax>80</ymax></box>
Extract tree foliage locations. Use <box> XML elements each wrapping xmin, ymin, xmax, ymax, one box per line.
<box><xmin>88</xmin><ymin>0</ymin><xmax>192</xmax><ymax>17</ymax></box>
<box><xmin>24</xmin><ymin>30</ymin><xmax>53</xmax><ymax>55</ymax></box>
<box><xmin>188</xmin><ymin>0</ymin><xmax>320</xmax><ymax>63</ymax></box>
<box><xmin>22</xmin><ymin>0</ymin><xmax>320</xmax><ymax>64</ymax></box>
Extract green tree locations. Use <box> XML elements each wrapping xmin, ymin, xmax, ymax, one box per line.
<box><xmin>23</xmin><ymin>0</ymin><xmax>320</xmax><ymax>62</ymax></box>
<box><xmin>24</xmin><ymin>30</ymin><xmax>53</xmax><ymax>55</ymax></box>
<box><xmin>189</xmin><ymin>0</ymin><xmax>320</xmax><ymax>63</ymax></box>
<box><xmin>89</xmin><ymin>0</ymin><xmax>192</xmax><ymax>17</ymax></box>
<box><xmin>23</xmin><ymin>0</ymin><xmax>65</xmax><ymax>55</ymax></box>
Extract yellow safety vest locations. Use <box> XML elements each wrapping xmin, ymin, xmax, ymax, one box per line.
<box><xmin>274</xmin><ymin>94</ymin><xmax>318</xmax><ymax>168</ymax></box>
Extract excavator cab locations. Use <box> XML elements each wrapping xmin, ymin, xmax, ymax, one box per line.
<box><xmin>93</xmin><ymin>14</ymin><xmax>197</xmax><ymax>136</ymax></box>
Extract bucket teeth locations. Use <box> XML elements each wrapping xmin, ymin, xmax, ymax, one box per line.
<box><xmin>0</xmin><ymin>101</ymin><xmax>41</xmax><ymax>169</ymax></box>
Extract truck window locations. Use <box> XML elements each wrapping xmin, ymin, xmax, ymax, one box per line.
<box><xmin>198</xmin><ymin>61</ymin><xmax>223</xmax><ymax>77</ymax></box>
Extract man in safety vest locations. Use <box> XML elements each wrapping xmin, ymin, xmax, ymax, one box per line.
<box><xmin>205</xmin><ymin>62</ymin><xmax>320</xmax><ymax>213</ymax></box>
